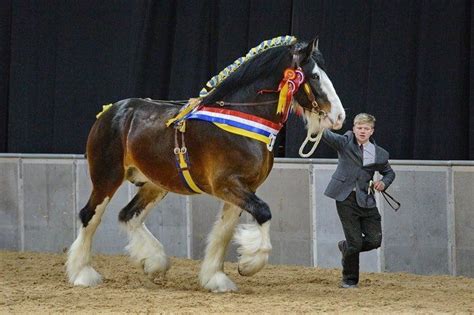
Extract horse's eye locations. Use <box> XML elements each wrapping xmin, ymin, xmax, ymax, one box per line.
<box><xmin>311</xmin><ymin>73</ymin><xmax>320</xmax><ymax>80</ymax></box>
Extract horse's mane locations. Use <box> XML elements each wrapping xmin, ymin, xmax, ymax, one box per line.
<box><xmin>201</xmin><ymin>45</ymin><xmax>294</xmax><ymax>104</ymax></box>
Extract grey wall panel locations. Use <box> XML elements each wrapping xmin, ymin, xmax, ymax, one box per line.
<box><xmin>0</xmin><ymin>159</ymin><xmax>19</xmax><ymax>250</ymax></box>
<box><xmin>190</xmin><ymin>194</ymin><xmax>230</xmax><ymax>260</ymax></box>
<box><xmin>22</xmin><ymin>160</ymin><xmax>75</xmax><ymax>252</ymax></box>
<box><xmin>453</xmin><ymin>168</ymin><xmax>474</xmax><ymax>277</ymax></box>
<box><xmin>146</xmin><ymin>193</ymin><xmax>188</xmax><ymax>258</ymax></box>
<box><xmin>383</xmin><ymin>167</ymin><xmax>449</xmax><ymax>275</ymax></box>
<box><xmin>257</xmin><ymin>165</ymin><xmax>312</xmax><ymax>266</ymax></box>
<box><xmin>312</xmin><ymin>165</ymin><xmax>379</xmax><ymax>272</ymax></box>
<box><xmin>75</xmin><ymin>160</ymin><xmax>92</xmax><ymax>215</ymax></box>
<box><xmin>1</xmin><ymin>156</ymin><xmax>473</xmax><ymax>278</ymax></box>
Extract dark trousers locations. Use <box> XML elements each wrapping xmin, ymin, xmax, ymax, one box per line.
<box><xmin>336</xmin><ymin>192</ymin><xmax>382</xmax><ymax>284</ymax></box>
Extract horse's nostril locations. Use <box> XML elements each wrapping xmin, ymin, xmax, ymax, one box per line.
<box><xmin>337</xmin><ymin>113</ymin><xmax>344</xmax><ymax>122</ymax></box>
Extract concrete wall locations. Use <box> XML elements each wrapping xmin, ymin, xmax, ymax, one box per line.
<box><xmin>0</xmin><ymin>155</ymin><xmax>472</xmax><ymax>278</ymax></box>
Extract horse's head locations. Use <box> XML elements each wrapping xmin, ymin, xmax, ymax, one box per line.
<box><xmin>291</xmin><ymin>39</ymin><xmax>345</xmax><ymax>135</ymax></box>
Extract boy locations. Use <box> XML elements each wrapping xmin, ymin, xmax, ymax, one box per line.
<box><xmin>322</xmin><ymin>113</ymin><xmax>395</xmax><ymax>288</ymax></box>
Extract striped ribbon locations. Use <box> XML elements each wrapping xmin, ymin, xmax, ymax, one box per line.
<box><xmin>187</xmin><ymin>106</ymin><xmax>283</xmax><ymax>151</ymax></box>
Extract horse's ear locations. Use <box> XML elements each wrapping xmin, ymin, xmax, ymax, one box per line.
<box><xmin>298</xmin><ymin>37</ymin><xmax>318</xmax><ymax>63</ymax></box>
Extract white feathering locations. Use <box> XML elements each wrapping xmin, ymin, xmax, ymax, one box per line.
<box><xmin>234</xmin><ymin>221</ymin><xmax>272</xmax><ymax>276</ymax></box>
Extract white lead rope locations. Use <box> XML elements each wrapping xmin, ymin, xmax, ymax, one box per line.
<box><xmin>298</xmin><ymin>128</ymin><xmax>325</xmax><ymax>157</ymax></box>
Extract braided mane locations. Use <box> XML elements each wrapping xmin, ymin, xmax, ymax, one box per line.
<box><xmin>200</xmin><ymin>36</ymin><xmax>297</xmax><ymax>104</ymax></box>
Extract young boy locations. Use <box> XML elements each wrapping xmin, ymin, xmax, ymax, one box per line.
<box><xmin>322</xmin><ymin>113</ymin><xmax>395</xmax><ymax>288</ymax></box>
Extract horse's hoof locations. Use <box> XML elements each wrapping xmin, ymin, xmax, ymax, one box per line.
<box><xmin>71</xmin><ymin>266</ymin><xmax>102</xmax><ymax>286</ymax></box>
<box><xmin>142</xmin><ymin>254</ymin><xmax>170</xmax><ymax>277</ymax></box>
<box><xmin>202</xmin><ymin>272</ymin><xmax>238</xmax><ymax>293</ymax></box>
<box><xmin>237</xmin><ymin>250</ymin><xmax>269</xmax><ymax>276</ymax></box>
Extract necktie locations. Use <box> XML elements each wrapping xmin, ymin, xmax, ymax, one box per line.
<box><xmin>360</xmin><ymin>144</ymin><xmax>364</xmax><ymax>161</ymax></box>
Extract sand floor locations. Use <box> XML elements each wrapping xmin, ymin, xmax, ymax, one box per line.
<box><xmin>1</xmin><ymin>251</ymin><xmax>472</xmax><ymax>313</ymax></box>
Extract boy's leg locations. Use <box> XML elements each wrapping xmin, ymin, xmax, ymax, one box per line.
<box><xmin>336</xmin><ymin>192</ymin><xmax>363</xmax><ymax>285</ymax></box>
<box><xmin>361</xmin><ymin>207</ymin><xmax>382</xmax><ymax>252</ymax></box>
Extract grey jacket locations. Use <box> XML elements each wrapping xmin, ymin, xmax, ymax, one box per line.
<box><xmin>322</xmin><ymin>129</ymin><xmax>395</xmax><ymax>208</ymax></box>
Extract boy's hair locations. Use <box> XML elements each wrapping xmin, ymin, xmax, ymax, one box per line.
<box><xmin>353</xmin><ymin>113</ymin><xmax>376</xmax><ymax>127</ymax></box>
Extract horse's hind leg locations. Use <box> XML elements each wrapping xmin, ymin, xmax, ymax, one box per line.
<box><xmin>200</xmin><ymin>202</ymin><xmax>242</xmax><ymax>292</ymax></box>
<box><xmin>119</xmin><ymin>182</ymin><xmax>170</xmax><ymax>280</ymax></box>
<box><xmin>67</xmin><ymin>122</ymin><xmax>125</xmax><ymax>286</ymax></box>
<box><xmin>67</xmin><ymin>185</ymin><xmax>120</xmax><ymax>286</ymax></box>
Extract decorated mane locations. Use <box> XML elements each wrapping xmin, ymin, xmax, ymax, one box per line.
<box><xmin>200</xmin><ymin>36</ymin><xmax>297</xmax><ymax>104</ymax></box>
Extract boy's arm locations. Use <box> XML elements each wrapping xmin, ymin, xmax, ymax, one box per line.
<box><xmin>321</xmin><ymin>129</ymin><xmax>349</xmax><ymax>151</ymax></box>
<box><xmin>379</xmin><ymin>162</ymin><xmax>395</xmax><ymax>190</ymax></box>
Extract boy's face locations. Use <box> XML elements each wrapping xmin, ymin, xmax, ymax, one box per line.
<box><xmin>353</xmin><ymin>122</ymin><xmax>374</xmax><ymax>144</ymax></box>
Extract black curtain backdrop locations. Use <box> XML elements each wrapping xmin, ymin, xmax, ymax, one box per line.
<box><xmin>0</xmin><ymin>0</ymin><xmax>472</xmax><ymax>160</ymax></box>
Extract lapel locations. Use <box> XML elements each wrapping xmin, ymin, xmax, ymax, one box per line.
<box><xmin>348</xmin><ymin>133</ymin><xmax>363</xmax><ymax>165</ymax></box>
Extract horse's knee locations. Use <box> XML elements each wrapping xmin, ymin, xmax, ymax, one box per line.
<box><xmin>243</xmin><ymin>194</ymin><xmax>271</xmax><ymax>225</ymax></box>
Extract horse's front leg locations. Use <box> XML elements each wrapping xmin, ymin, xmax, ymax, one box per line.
<box><xmin>199</xmin><ymin>202</ymin><xmax>242</xmax><ymax>292</ymax></box>
<box><xmin>232</xmin><ymin>192</ymin><xmax>272</xmax><ymax>277</ymax></box>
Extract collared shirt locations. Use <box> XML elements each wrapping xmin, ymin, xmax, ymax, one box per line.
<box><xmin>361</xmin><ymin>142</ymin><xmax>376</xmax><ymax>166</ymax></box>
<box><xmin>352</xmin><ymin>141</ymin><xmax>377</xmax><ymax>191</ymax></box>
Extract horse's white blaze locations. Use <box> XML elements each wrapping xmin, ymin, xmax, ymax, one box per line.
<box><xmin>311</xmin><ymin>63</ymin><xmax>346</xmax><ymax>131</ymax></box>
<box><xmin>200</xmin><ymin>204</ymin><xmax>241</xmax><ymax>292</ymax></box>
<box><xmin>234</xmin><ymin>221</ymin><xmax>272</xmax><ymax>276</ymax></box>
<box><xmin>66</xmin><ymin>197</ymin><xmax>110</xmax><ymax>286</ymax></box>
<box><xmin>124</xmin><ymin>198</ymin><xmax>170</xmax><ymax>277</ymax></box>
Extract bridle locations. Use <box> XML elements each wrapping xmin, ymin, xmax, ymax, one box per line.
<box><xmin>211</xmin><ymin>67</ymin><xmax>329</xmax><ymax>118</ymax></box>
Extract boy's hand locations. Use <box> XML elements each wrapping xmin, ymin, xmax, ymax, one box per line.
<box><xmin>373</xmin><ymin>181</ymin><xmax>385</xmax><ymax>191</ymax></box>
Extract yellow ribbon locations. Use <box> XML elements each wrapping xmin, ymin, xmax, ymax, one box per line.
<box><xmin>96</xmin><ymin>103</ymin><xmax>113</xmax><ymax>119</ymax></box>
<box><xmin>177</xmin><ymin>152</ymin><xmax>204</xmax><ymax>193</ymax></box>
<box><xmin>277</xmin><ymin>82</ymin><xmax>289</xmax><ymax>114</ymax></box>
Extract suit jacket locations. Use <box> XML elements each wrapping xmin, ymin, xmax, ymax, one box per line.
<box><xmin>322</xmin><ymin>129</ymin><xmax>395</xmax><ymax>208</ymax></box>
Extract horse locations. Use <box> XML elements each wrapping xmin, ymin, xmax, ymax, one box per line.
<box><xmin>66</xmin><ymin>36</ymin><xmax>346</xmax><ymax>293</ymax></box>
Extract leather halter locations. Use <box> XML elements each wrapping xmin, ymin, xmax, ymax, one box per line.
<box><xmin>302</xmin><ymin>82</ymin><xmax>327</xmax><ymax>116</ymax></box>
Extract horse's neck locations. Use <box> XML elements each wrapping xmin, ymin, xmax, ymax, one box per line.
<box><xmin>223</xmin><ymin>78</ymin><xmax>282</xmax><ymax>123</ymax></box>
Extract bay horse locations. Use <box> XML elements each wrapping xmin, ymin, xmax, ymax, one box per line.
<box><xmin>66</xmin><ymin>36</ymin><xmax>345</xmax><ymax>292</ymax></box>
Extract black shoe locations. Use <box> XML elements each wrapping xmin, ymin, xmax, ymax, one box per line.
<box><xmin>340</xmin><ymin>281</ymin><xmax>358</xmax><ymax>289</ymax></box>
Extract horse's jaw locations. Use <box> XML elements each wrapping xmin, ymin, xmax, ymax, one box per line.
<box><xmin>292</xmin><ymin>104</ymin><xmax>325</xmax><ymax>135</ymax></box>
<box><xmin>293</xmin><ymin>102</ymin><xmax>345</xmax><ymax>135</ymax></box>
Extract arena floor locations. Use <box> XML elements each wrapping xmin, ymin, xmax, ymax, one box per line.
<box><xmin>1</xmin><ymin>251</ymin><xmax>472</xmax><ymax>313</ymax></box>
